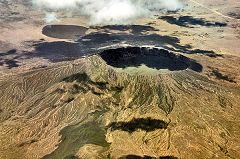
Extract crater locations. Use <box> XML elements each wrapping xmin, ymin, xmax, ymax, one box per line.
<box><xmin>42</xmin><ymin>25</ymin><xmax>88</xmax><ymax>39</ymax></box>
<box><xmin>99</xmin><ymin>47</ymin><xmax>203</xmax><ymax>73</ymax></box>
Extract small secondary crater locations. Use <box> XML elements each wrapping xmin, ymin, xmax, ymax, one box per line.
<box><xmin>42</xmin><ymin>25</ymin><xmax>88</xmax><ymax>39</ymax></box>
<box><xmin>99</xmin><ymin>47</ymin><xmax>202</xmax><ymax>72</ymax></box>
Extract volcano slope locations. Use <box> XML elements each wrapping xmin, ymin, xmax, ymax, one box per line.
<box><xmin>0</xmin><ymin>47</ymin><xmax>240</xmax><ymax>159</ymax></box>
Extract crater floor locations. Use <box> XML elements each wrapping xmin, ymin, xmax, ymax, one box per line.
<box><xmin>99</xmin><ymin>47</ymin><xmax>203</xmax><ymax>74</ymax></box>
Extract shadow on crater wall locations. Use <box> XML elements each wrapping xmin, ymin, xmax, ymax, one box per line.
<box><xmin>108</xmin><ymin>117</ymin><xmax>169</xmax><ymax>133</ymax></box>
<box><xmin>160</xmin><ymin>16</ymin><xmax>227</xmax><ymax>28</ymax></box>
<box><xmin>100</xmin><ymin>47</ymin><xmax>203</xmax><ymax>72</ymax></box>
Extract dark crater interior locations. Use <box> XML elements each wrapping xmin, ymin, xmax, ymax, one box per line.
<box><xmin>99</xmin><ymin>47</ymin><xmax>203</xmax><ymax>72</ymax></box>
<box><xmin>42</xmin><ymin>25</ymin><xmax>88</xmax><ymax>39</ymax></box>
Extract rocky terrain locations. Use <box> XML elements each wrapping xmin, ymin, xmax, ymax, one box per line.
<box><xmin>0</xmin><ymin>47</ymin><xmax>240</xmax><ymax>159</ymax></box>
<box><xmin>0</xmin><ymin>0</ymin><xmax>240</xmax><ymax>159</ymax></box>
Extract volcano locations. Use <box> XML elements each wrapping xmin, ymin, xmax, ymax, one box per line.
<box><xmin>1</xmin><ymin>0</ymin><xmax>240</xmax><ymax>158</ymax></box>
<box><xmin>0</xmin><ymin>48</ymin><xmax>239</xmax><ymax>159</ymax></box>
<box><xmin>99</xmin><ymin>47</ymin><xmax>203</xmax><ymax>72</ymax></box>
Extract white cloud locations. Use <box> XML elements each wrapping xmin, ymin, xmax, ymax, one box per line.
<box><xmin>43</xmin><ymin>12</ymin><xmax>59</xmax><ymax>23</ymax></box>
<box><xmin>32</xmin><ymin>0</ymin><xmax>183</xmax><ymax>25</ymax></box>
